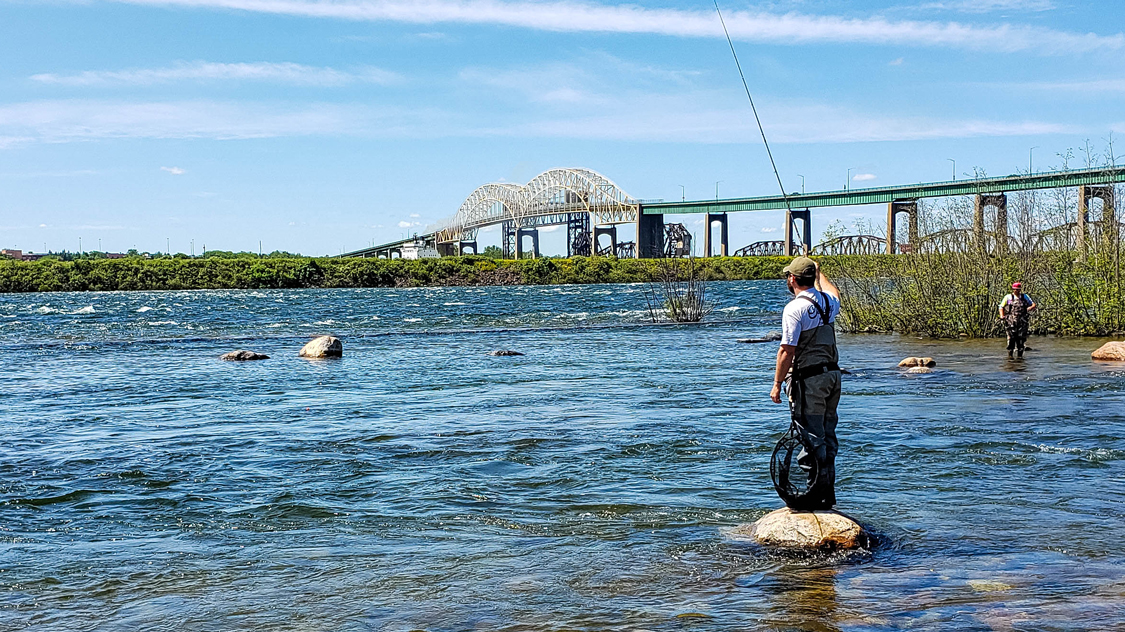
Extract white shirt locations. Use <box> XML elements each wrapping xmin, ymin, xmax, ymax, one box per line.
<box><xmin>781</xmin><ymin>289</ymin><xmax>840</xmax><ymax>347</ymax></box>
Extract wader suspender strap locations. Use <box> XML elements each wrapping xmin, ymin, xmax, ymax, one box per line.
<box><xmin>791</xmin><ymin>290</ymin><xmax>839</xmax><ymax>382</ymax></box>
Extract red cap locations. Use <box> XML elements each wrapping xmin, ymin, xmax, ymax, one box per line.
<box><xmin>1012</xmin><ymin>282</ymin><xmax>1022</xmax><ymax>289</ymax></box>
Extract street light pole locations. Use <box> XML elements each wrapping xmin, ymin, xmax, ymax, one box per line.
<box><xmin>715</xmin><ymin>181</ymin><xmax>723</xmax><ymax>201</ymax></box>
<box><xmin>846</xmin><ymin>168</ymin><xmax>854</xmax><ymax>192</ymax></box>
<box><xmin>947</xmin><ymin>158</ymin><xmax>956</xmax><ymax>181</ymax></box>
<box><xmin>1030</xmin><ymin>146</ymin><xmax>1039</xmax><ymax>174</ymax></box>
<box><xmin>797</xmin><ymin>174</ymin><xmax>805</xmax><ymax>194</ymax></box>
<box><xmin>679</xmin><ymin>185</ymin><xmax>685</xmax><ymax>202</ymax></box>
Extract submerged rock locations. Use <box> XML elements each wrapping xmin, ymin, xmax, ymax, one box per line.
<box><xmin>489</xmin><ymin>350</ymin><xmax>524</xmax><ymax>357</ymax></box>
<box><xmin>732</xmin><ymin>507</ymin><xmax>866</xmax><ymax>550</ymax></box>
<box><xmin>737</xmin><ymin>332</ymin><xmax>783</xmax><ymax>344</ymax></box>
<box><xmin>898</xmin><ymin>356</ymin><xmax>936</xmax><ymax>368</ymax></box>
<box><xmin>299</xmin><ymin>336</ymin><xmax>343</xmax><ymax>358</ymax></box>
<box><xmin>905</xmin><ymin>366</ymin><xmax>932</xmax><ymax>374</ymax></box>
<box><xmin>1091</xmin><ymin>341</ymin><xmax>1125</xmax><ymax>361</ymax></box>
<box><xmin>219</xmin><ymin>350</ymin><xmax>269</xmax><ymax>361</ymax></box>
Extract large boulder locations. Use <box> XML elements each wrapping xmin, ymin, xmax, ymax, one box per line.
<box><xmin>299</xmin><ymin>336</ymin><xmax>343</xmax><ymax>358</ymax></box>
<box><xmin>898</xmin><ymin>356</ymin><xmax>936</xmax><ymax>368</ymax></box>
<box><xmin>1092</xmin><ymin>341</ymin><xmax>1125</xmax><ymax>361</ymax></box>
<box><xmin>220</xmin><ymin>350</ymin><xmax>269</xmax><ymax>361</ymax></box>
<box><xmin>731</xmin><ymin>507</ymin><xmax>866</xmax><ymax>550</ymax></box>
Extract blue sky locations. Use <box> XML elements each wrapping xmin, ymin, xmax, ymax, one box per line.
<box><xmin>1</xmin><ymin>0</ymin><xmax>1123</xmax><ymax>256</ymax></box>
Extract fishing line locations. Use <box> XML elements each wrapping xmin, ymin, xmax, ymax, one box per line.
<box><xmin>713</xmin><ymin>1</ymin><xmax>793</xmax><ymax>214</ymax></box>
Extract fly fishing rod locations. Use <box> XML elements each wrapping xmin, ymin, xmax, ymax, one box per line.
<box><xmin>712</xmin><ymin>1</ymin><xmax>794</xmax><ymax>217</ymax></box>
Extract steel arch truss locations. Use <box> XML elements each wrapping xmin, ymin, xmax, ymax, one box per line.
<box><xmin>433</xmin><ymin>168</ymin><xmax>637</xmax><ymax>244</ymax></box>
<box><xmin>811</xmin><ymin>235</ymin><xmax>887</xmax><ymax>256</ymax></box>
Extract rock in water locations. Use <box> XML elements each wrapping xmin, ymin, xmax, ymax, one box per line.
<box><xmin>489</xmin><ymin>350</ymin><xmax>524</xmax><ymax>357</ymax></box>
<box><xmin>898</xmin><ymin>356</ymin><xmax>936</xmax><ymax>368</ymax></box>
<box><xmin>1092</xmin><ymin>341</ymin><xmax>1125</xmax><ymax>361</ymax></box>
<box><xmin>737</xmin><ymin>332</ymin><xmax>782</xmax><ymax>344</ymax></box>
<box><xmin>220</xmin><ymin>350</ymin><xmax>269</xmax><ymax>361</ymax></box>
<box><xmin>732</xmin><ymin>507</ymin><xmax>866</xmax><ymax>550</ymax></box>
<box><xmin>905</xmin><ymin>366</ymin><xmax>932</xmax><ymax>374</ymax></box>
<box><xmin>299</xmin><ymin>336</ymin><xmax>343</xmax><ymax>358</ymax></box>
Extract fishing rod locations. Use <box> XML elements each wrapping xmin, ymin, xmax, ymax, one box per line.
<box><xmin>712</xmin><ymin>1</ymin><xmax>793</xmax><ymax>216</ymax></box>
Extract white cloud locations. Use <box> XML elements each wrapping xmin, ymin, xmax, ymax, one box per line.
<box><xmin>409</xmin><ymin>213</ymin><xmax>420</xmax><ymax>218</ymax></box>
<box><xmin>161</xmin><ymin>166</ymin><xmax>186</xmax><ymax>175</ymax></box>
<box><xmin>1018</xmin><ymin>78</ymin><xmax>1125</xmax><ymax>93</ymax></box>
<box><xmin>98</xmin><ymin>0</ymin><xmax>1120</xmax><ymax>55</ymax></box>
<box><xmin>397</xmin><ymin>220</ymin><xmax>421</xmax><ymax>228</ymax></box>
<box><xmin>918</xmin><ymin>0</ymin><xmax>1054</xmax><ymax>13</ymax></box>
<box><xmin>0</xmin><ymin>99</ymin><xmax>448</xmax><ymax>143</ymax></box>
<box><xmin>852</xmin><ymin>173</ymin><xmax>877</xmax><ymax>181</ymax></box>
<box><xmin>761</xmin><ymin>226</ymin><xmax>778</xmax><ymax>233</ymax></box>
<box><xmin>889</xmin><ymin>57</ymin><xmax>904</xmax><ymax>66</ymax></box>
<box><xmin>31</xmin><ymin>61</ymin><xmax>400</xmax><ymax>87</ymax></box>
<box><xmin>0</xmin><ymin>94</ymin><xmax>1081</xmax><ymax>147</ymax></box>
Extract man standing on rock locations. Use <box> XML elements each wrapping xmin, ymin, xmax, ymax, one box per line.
<box><xmin>999</xmin><ymin>282</ymin><xmax>1036</xmax><ymax>359</ymax></box>
<box><xmin>770</xmin><ymin>257</ymin><xmax>842</xmax><ymax>510</ymax></box>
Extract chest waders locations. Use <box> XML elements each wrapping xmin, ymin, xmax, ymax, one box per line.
<box><xmin>1004</xmin><ymin>293</ymin><xmax>1031</xmax><ymax>357</ymax></box>
<box><xmin>770</xmin><ymin>290</ymin><xmax>841</xmax><ymax>510</ymax></box>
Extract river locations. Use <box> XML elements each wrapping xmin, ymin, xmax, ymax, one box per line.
<box><xmin>2</xmin><ymin>282</ymin><xmax>1123</xmax><ymax>630</ymax></box>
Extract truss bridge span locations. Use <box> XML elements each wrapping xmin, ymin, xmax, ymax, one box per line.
<box><xmin>431</xmin><ymin>168</ymin><xmax>639</xmax><ymax>245</ymax></box>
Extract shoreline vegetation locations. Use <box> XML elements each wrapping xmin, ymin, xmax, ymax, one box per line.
<box><xmin>3</xmin><ymin>250</ymin><xmax>1123</xmax><ymax>337</ymax></box>
<box><xmin>0</xmin><ymin>255</ymin><xmax>799</xmax><ymax>294</ymax></box>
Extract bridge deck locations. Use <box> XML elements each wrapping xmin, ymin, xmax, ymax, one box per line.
<box><xmin>641</xmin><ymin>166</ymin><xmax>1125</xmax><ymax>214</ymax></box>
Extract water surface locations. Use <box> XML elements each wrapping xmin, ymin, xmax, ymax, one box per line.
<box><xmin>2</xmin><ymin>282</ymin><xmax>1124</xmax><ymax>630</ymax></box>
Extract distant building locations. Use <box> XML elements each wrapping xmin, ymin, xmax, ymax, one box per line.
<box><xmin>400</xmin><ymin>238</ymin><xmax>440</xmax><ymax>260</ymax></box>
<box><xmin>1</xmin><ymin>249</ymin><xmax>22</xmax><ymax>259</ymax></box>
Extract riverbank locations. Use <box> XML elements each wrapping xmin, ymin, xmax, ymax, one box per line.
<box><xmin>0</xmin><ymin>255</ymin><xmax>844</xmax><ymax>293</ymax></box>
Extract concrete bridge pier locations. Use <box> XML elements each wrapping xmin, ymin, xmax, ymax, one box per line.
<box><xmin>516</xmin><ymin>228</ymin><xmax>540</xmax><ymax>259</ymax></box>
<box><xmin>703</xmin><ymin>213</ymin><xmax>729</xmax><ymax>257</ymax></box>
<box><xmin>1078</xmin><ymin>185</ymin><xmax>1116</xmax><ymax>260</ymax></box>
<box><xmin>886</xmin><ymin>200</ymin><xmax>918</xmax><ymax>254</ymax></box>
<box><xmin>636</xmin><ymin>212</ymin><xmax>664</xmax><ymax>258</ymax></box>
<box><xmin>974</xmin><ymin>193</ymin><xmax>1008</xmax><ymax>255</ymax></box>
<box><xmin>785</xmin><ymin>209</ymin><xmax>812</xmax><ymax>256</ymax></box>
<box><xmin>594</xmin><ymin>225</ymin><xmax>618</xmax><ymax>256</ymax></box>
<box><xmin>458</xmin><ymin>241</ymin><xmax>478</xmax><ymax>255</ymax></box>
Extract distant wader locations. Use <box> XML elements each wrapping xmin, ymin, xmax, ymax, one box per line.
<box><xmin>785</xmin><ymin>290</ymin><xmax>841</xmax><ymax>510</ymax></box>
<box><xmin>1004</xmin><ymin>293</ymin><xmax>1031</xmax><ymax>357</ymax></box>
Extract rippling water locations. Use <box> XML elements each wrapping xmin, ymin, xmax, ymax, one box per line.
<box><xmin>2</xmin><ymin>282</ymin><xmax>1124</xmax><ymax>631</ymax></box>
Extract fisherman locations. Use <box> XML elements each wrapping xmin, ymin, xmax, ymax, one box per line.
<box><xmin>999</xmin><ymin>282</ymin><xmax>1036</xmax><ymax>358</ymax></box>
<box><xmin>770</xmin><ymin>257</ymin><xmax>842</xmax><ymax>510</ymax></box>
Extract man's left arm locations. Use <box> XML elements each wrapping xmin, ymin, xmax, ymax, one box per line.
<box><xmin>1027</xmin><ymin>294</ymin><xmax>1037</xmax><ymax>311</ymax></box>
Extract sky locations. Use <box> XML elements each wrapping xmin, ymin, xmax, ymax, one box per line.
<box><xmin>1</xmin><ymin>0</ymin><xmax>1123</xmax><ymax>256</ymax></box>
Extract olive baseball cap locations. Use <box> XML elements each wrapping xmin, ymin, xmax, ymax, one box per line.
<box><xmin>783</xmin><ymin>256</ymin><xmax>817</xmax><ymax>278</ymax></box>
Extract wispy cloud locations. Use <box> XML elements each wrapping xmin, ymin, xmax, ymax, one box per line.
<box><xmin>31</xmin><ymin>61</ymin><xmax>400</xmax><ymax>87</ymax></box>
<box><xmin>852</xmin><ymin>173</ymin><xmax>877</xmax><ymax>181</ymax></box>
<box><xmin>917</xmin><ymin>0</ymin><xmax>1054</xmax><ymax>13</ymax></box>
<box><xmin>0</xmin><ymin>99</ymin><xmax>438</xmax><ymax>142</ymax></box>
<box><xmin>161</xmin><ymin>166</ymin><xmax>186</xmax><ymax>175</ymax></box>
<box><xmin>1017</xmin><ymin>78</ymin><xmax>1125</xmax><ymax>93</ymax></box>
<box><xmin>98</xmin><ymin>0</ymin><xmax>1121</xmax><ymax>54</ymax></box>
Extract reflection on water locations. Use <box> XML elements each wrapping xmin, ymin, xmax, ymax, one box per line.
<box><xmin>1</xmin><ymin>282</ymin><xmax>1124</xmax><ymax>630</ymax></box>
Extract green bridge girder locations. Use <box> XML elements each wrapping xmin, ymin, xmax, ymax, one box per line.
<box><xmin>641</xmin><ymin>166</ymin><xmax>1125</xmax><ymax>215</ymax></box>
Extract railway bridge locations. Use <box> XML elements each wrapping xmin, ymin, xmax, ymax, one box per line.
<box><xmin>339</xmin><ymin>166</ymin><xmax>1124</xmax><ymax>259</ymax></box>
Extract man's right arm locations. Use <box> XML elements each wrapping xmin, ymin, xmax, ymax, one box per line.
<box><xmin>814</xmin><ymin>263</ymin><xmax>840</xmax><ymax>301</ymax></box>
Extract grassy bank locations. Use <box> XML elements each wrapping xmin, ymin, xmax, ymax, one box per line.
<box><xmin>0</xmin><ymin>255</ymin><xmax>803</xmax><ymax>293</ymax></box>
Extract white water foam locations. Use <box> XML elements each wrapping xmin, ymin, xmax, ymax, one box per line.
<box><xmin>72</xmin><ymin>306</ymin><xmax>95</xmax><ymax>315</ymax></box>
<box><xmin>136</xmin><ymin>306</ymin><xmax>154</xmax><ymax>313</ymax></box>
